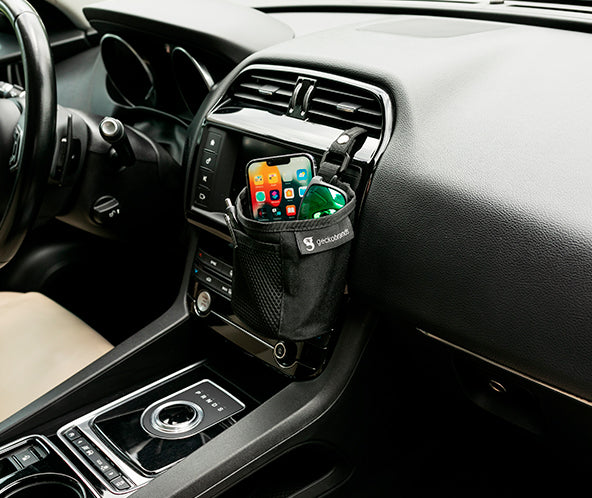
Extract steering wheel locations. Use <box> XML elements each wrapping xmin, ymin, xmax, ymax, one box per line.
<box><xmin>0</xmin><ymin>0</ymin><xmax>56</xmax><ymax>268</ymax></box>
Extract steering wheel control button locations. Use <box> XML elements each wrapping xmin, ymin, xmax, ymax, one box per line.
<box><xmin>140</xmin><ymin>380</ymin><xmax>245</xmax><ymax>440</ymax></box>
<box><xmin>8</xmin><ymin>125</ymin><xmax>22</xmax><ymax>171</ymax></box>
<box><xmin>92</xmin><ymin>196</ymin><xmax>121</xmax><ymax>225</ymax></box>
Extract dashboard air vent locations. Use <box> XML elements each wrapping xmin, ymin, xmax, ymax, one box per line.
<box><xmin>228</xmin><ymin>70</ymin><xmax>297</xmax><ymax>114</ymax></box>
<box><xmin>307</xmin><ymin>80</ymin><xmax>384</xmax><ymax>139</ymax></box>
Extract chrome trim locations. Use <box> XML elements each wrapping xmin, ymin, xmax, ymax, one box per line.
<box><xmin>100</xmin><ymin>34</ymin><xmax>155</xmax><ymax>105</ymax></box>
<box><xmin>207</xmin><ymin>63</ymin><xmax>394</xmax><ymax>166</ymax></box>
<box><xmin>57</xmin><ymin>363</ymin><xmax>204</xmax><ymax>492</ymax></box>
<box><xmin>172</xmin><ymin>46</ymin><xmax>215</xmax><ymax>91</ymax></box>
<box><xmin>140</xmin><ymin>379</ymin><xmax>245</xmax><ymax>440</ymax></box>
<box><xmin>146</xmin><ymin>400</ymin><xmax>203</xmax><ymax>437</ymax></box>
<box><xmin>0</xmin><ymin>435</ymin><xmax>100</xmax><ymax>498</ymax></box>
<box><xmin>208</xmin><ymin>108</ymin><xmax>379</xmax><ymax>163</ymax></box>
<box><xmin>417</xmin><ymin>328</ymin><xmax>592</xmax><ymax>408</ymax></box>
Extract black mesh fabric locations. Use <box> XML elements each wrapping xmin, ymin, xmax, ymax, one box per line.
<box><xmin>233</xmin><ymin>231</ymin><xmax>283</xmax><ymax>337</ymax></box>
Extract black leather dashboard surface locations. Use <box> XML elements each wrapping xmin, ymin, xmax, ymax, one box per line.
<box><xmin>246</xmin><ymin>15</ymin><xmax>592</xmax><ymax>401</ymax></box>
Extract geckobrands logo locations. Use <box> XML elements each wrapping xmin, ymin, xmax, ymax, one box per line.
<box><xmin>303</xmin><ymin>237</ymin><xmax>315</xmax><ymax>252</ymax></box>
<box><xmin>316</xmin><ymin>228</ymin><xmax>350</xmax><ymax>247</ymax></box>
<box><xmin>302</xmin><ymin>228</ymin><xmax>351</xmax><ymax>252</ymax></box>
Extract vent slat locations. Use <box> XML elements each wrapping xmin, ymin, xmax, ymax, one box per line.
<box><xmin>308</xmin><ymin>83</ymin><xmax>383</xmax><ymax>138</ymax></box>
<box><xmin>307</xmin><ymin>109</ymin><xmax>383</xmax><ymax>133</ymax></box>
<box><xmin>228</xmin><ymin>69</ymin><xmax>296</xmax><ymax>114</ymax></box>
<box><xmin>233</xmin><ymin>92</ymin><xmax>289</xmax><ymax>110</ymax></box>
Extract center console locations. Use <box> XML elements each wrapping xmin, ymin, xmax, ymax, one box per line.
<box><xmin>185</xmin><ymin>64</ymin><xmax>392</xmax><ymax>378</ymax></box>
<box><xmin>0</xmin><ymin>63</ymin><xmax>391</xmax><ymax>498</ymax></box>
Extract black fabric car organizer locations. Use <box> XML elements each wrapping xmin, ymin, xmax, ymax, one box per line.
<box><xmin>229</xmin><ymin>128</ymin><xmax>368</xmax><ymax>341</ymax></box>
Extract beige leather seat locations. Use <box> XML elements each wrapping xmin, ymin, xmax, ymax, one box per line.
<box><xmin>0</xmin><ymin>292</ymin><xmax>113</xmax><ymax>422</ymax></box>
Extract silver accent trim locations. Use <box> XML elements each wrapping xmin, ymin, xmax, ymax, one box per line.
<box><xmin>208</xmin><ymin>63</ymin><xmax>394</xmax><ymax>166</ymax></box>
<box><xmin>100</xmin><ymin>34</ymin><xmax>155</xmax><ymax>105</ymax></box>
<box><xmin>147</xmin><ymin>400</ymin><xmax>203</xmax><ymax>436</ymax></box>
<box><xmin>417</xmin><ymin>328</ymin><xmax>592</xmax><ymax>408</ymax></box>
<box><xmin>172</xmin><ymin>46</ymin><xmax>215</xmax><ymax>91</ymax></box>
<box><xmin>57</xmin><ymin>363</ymin><xmax>203</xmax><ymax>493</ymax></box>
<box><xmin>0</xmin><ymin>435</ymin><xmax>100</xmax><ymax>498</ymax></box>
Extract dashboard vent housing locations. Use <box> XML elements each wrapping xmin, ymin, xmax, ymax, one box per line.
<box><xmin>307</xmin><ymin>79</ymin><xmax>384</xmax><ymax>139</ymax></box>
<box><xmin>221</xmin><ymin>68</ymin><xmax>386</xmax><ymax>140</ymax></box>
<box><xmin>227</xmin><ymin>69</ymin><xmax>297</xmax><ymax>114</ymax></box>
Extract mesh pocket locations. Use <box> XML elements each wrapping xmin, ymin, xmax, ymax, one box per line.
<box><xmin>232</xmin><ymin>230</ymin><xmax>283</xmax><ymax>337</ymax></box>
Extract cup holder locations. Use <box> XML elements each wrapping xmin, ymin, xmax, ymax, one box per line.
<box><xmin>0</xmin><ymin>472</ymin><xmax>86</xmax><ymax>498</ymax></box>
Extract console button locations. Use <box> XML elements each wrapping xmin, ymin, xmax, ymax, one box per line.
<box><xmin>64</xmin><ymin>428</ymin><xmax>80</xmax><ymax>441</ymax></box>
<box><xmin>200</xmin><ymin>150</ymin><xmax>217</xmax><ymax>170</ymax></box>
<box><xmin>73</xmin><ymin>437</ymin><xmax>91</xmax><ymax>450</ymax></box>
<box><xmin>204</xmin><ymin>130</ymin><xmax>222</xmax><ymax>153</ymax></box>
<box><xmin>12</xmin><ymin>448</ymin><xmax>39</xmax><ymax>468</ymax></box>
<box><xmin>196</xmin><ymin>187</ymin><xmax>210</xmax><ymax>208</ymax></box>
<box><xmin>89</xmin><ymin>453</ymin><xmax>113</xmax><ymax>474</ymax></box>
<box><xmin>103</xmin><ymin>468</ymin><xmax>120</xmax><ymax>480</ymax></box>
<box><xmin>195</xmin><ymin>290</ymin><xmax>212</xmax><ymax>315</ymax></box>
<box><xmin>110</xmin><ymin>476</ymin><xmax>131</xmax><ymax>491</ymax></box>
<box><xmin>196</xmin><ymin>250</ymin><xmax>233</xmax><ymax>280</ymax></box>
<box><xmin>197</xmin><ymin>168</ymin><xmax>213</xmax><ymax>187</ymax></box>
<box><xmin>197</xmin><ymin>270</ymin><xmax>232</xmax><ymax>299</ymax></box>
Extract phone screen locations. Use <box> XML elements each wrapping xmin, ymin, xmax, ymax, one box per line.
<box><xmin>246</xmin><ymin>154</ymin><xmax>314</xmax><ymax>221</ymax></box>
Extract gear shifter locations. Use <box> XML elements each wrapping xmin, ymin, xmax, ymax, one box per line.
<box><xmin>99</xmin><ymin>117</ymin><xmax>135</xmax><ymax>167</ymax></box>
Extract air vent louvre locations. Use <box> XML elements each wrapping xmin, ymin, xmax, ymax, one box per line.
<box><xmin>228</xmin><ymin>70</ymin><xmax>297</xmax><ymax>114</ymax></box>
<box><xmin>308</xmin><ymin>80</ymin><xmax>384</xmax><ymax>138</ymax></box>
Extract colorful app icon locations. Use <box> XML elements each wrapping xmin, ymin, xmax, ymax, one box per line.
<box><xmin>286</xmin><ymin>205</ymin><xmax>297</xmax><ymax>217</ymax></box>
<box><xmin>255</xmin><ymin>191</ymin><xmax>266</xmax><ymax>202</ymax></box>
<box><xmin>257</xmin><ymin>207</ymin><xmax>267</xmax><ymax>218</ymax></box>
<box><xmin>284</xmin><ymin>187</ymin><xmax>295</xmax><ymax>200</ymax></box>
<box><xmin>296</xmin><ymin>169</ymin><xmax>308</xmax><ymax>181</ymax></box>
<box><xmin>270</xmin><ymin>189</ymin><xmax>280</xmax><ymax>201</ymax></box>
<box><xmin>298</xmin><ymin>186</ymin><xmax>307</xmax><ymax>197</ymax></box>
<box><xmin>254</xmin><ymin>175</ymin><xmax>264</xmax><ymax>186</ymax></box>
<box><xmin>268</xmin><ymin>173</ymin><xmax>279</xmax><ymax>184</ymax></box>
<box><xmin>272</xmin><ymin>207</ymin><xmax>282</xmax><ymax>218</ymax></box>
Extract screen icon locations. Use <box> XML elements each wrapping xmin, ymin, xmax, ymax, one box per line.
<box><xmin>298</xmin><ymin>186</ymin><xmax>307</xmax><ymax>197</ymax></box>
<box><xmin>254</xmin><ymin>175</ymin><xmax>264</xmax><ymax>186</ymax></box>
<box><xmin>270</xmin><ymin>189</ymin><xmax>280</xmax><ymax>201</ymax></box>
<box><xmin>272</xmin><ymin>207</ymin><xmax>282</xmax><ymax>218</ymax></box>
<box><xmin>296</xmin><ymin>169</ymin><xmax>308</xmax><ymax>181</ymax></box>
<box><xmin>284</xmin><ymin>187</ymin><xmax>295</xmax><ymax>200</ymax></box>
<box><xmin>255</xmin><ymin>191</ymin><xmax>266</xmax><ymax>202</ymax></box>
<box><xmin>268</xmin><ymin>173</ymin><xmax>279</xmax><ymax>184</ymax></box>
<box><xmin>257</xmin><ymin>207</ymin><xmax>267</xmax><ymax>218</ymax></box>
<box><xmin>286</xmin><ymin>205</ymin><xmax>297</xmax><ymax>217</ymax></box>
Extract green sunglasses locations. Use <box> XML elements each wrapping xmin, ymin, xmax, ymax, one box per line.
<box><xmin>297</xmin><ymin>177</ymin><xmax>348</xmax><ymax>220</ymax></box>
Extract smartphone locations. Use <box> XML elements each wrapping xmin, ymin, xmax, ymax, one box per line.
<box><xmin>246</xmin><ymin>153</ymin><xmax>315</xmax><ymax>221</ymax></box>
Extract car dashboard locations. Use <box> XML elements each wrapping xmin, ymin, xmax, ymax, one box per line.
<box><xmin>1</xmin><ymin>0</ymin><xmax>592</xmax><ymax>496</ymax></box>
